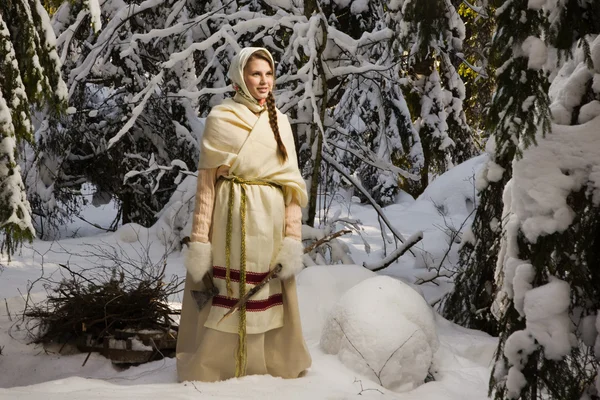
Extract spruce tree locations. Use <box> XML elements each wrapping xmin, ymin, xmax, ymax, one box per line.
<box><xmin>0</xmin><ymin>0</ymin><xmax>66</xmax><ymax>255</ymax></box>
<box><xmin>441</xmin><ymin>0</ymin><xmax>550</xmax><ymax>335</ymax></box>
<box><xmin>489</xmin><ymin>1</ymin><xmax>600</xmax><ymax>398</ymax></box>
<box><xmin>396</xmin><ymin>0</ymin><xmax>476</xmax><ymax>196</ymax></box>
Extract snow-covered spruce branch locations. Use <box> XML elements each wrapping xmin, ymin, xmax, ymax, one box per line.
<box><xmin>454</xmin><ymin>53</ymin><xmax>489</xmax><ymax>78</ymax></box>
<box><xmin>364</xmin><ymin>232</ymin><xmax>423</xmax><ymax>272</ymax></box>
<box><xmin>326</xmin><ymin>138</ymin><xmax>418</xmax><ymax>180</ymax></box>
<box><xmin>162</xmin><ymin>13</ymin><xmax>305</xmax><ymax>69</ymax></box>
<box><xmin>55</xmin><ymin>8</ymin><xmax>88</xmax><ymax>64</ymax></box>
<box><xmin>127</xmin><ymin>0</ymin><xmax>237</xmax><ymax>45</ymax></box>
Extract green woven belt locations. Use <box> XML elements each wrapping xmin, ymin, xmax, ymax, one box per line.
<box><xmin>219</xmin><ymin>175</ymin><xmax>282</xmax><ymax>377</ymax></box>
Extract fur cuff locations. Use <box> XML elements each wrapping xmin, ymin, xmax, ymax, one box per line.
<box><xmin>184</xmin><ymin>241</ymin><xmax>212</xmax><ymax>283</ymax></box>
<box><xmin>274</xmin><ymin>237</ymin><xmax>305</xmax><ymax>280</ymax></box>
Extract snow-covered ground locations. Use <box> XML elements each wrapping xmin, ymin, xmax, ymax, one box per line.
<box><xmin>0</xmin><ymin>156</ymin><xmax>496</xmax><ymax>399</ymax></box>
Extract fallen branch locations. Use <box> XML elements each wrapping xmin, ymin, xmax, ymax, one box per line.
<box><xmin>322</xmin><ymin>153</ymin><xmax>415</xmax><ymax>256</ymax></box>
<box><xmin>23</xmin><ymin>240</ymin><xmax>183</xmax><ymax>349</ymax></box>
<box><xmin>363</xmin><ymin>231</ymin><xmax>423</xmax><ymax>272</ymax></box>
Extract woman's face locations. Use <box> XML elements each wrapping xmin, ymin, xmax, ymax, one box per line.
<box><xmin>243</xmin><ymin>57</ymin><xmax>273</xmax><ymax>102</ymax></box>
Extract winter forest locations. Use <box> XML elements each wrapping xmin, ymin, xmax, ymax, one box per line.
<box><xmin>1</xmin><ymin>0</ymin><xmax>600</xmax><ymax>399</ymax></box>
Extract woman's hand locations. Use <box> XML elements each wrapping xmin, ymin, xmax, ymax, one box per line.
<box><xmin>184</xmin><ymin>241</ymin><xmax>212</xmax><ymax>283</ymax></box>
<box><xmin>274</xmin><ymin>237</ymin><xmax>305</xmax><ymax>280</ymax></box>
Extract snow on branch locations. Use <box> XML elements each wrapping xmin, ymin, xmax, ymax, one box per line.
<box><xmin>322</xmin><ymin>153</ymin><xmax>412</xmax><ymax>250</ymax></box>
<box><xmin>326</xmin><ymin>138</ymin><xmax>418</xmax><ymax>180</ymax></box>
<box><xmin>364</xmin><ymin>232</ymin><xmax>423</xmax><ymax>272</ymax></box>
<box><xmin>106</xmin><ymin>71</ymin><xmax>164</xmax><ymax>150</ymax></box>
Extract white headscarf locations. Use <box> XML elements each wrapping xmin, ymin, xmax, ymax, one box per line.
<box><xmin>228</xmin><ymin>47</ymin><xmax>275</xmax><ymax>111</ymax></box>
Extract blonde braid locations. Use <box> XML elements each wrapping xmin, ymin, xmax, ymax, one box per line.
<box><xmin>266</xmin><ymin>91</ymin><xmax>288</xmax><ymax>163</ymax></box>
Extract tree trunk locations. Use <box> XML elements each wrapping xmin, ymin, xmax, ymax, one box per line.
<box><xmin>121</xmin><ymin>193</ymin><xmax>132</xmax><ymax>225</ymax></box>
<box><xmin>306</xmin><ymin>16</ymin><xmax>328</xmax><ymax>227</ymax></box>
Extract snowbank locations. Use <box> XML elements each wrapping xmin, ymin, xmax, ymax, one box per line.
<box><xmin>321</xmin><ymin>275</ymin><xmax>439</xmax><ymax>392</ymax></box>
<box><xmin>416</xmin><ymin>154</ymin><xmax>487</xmax><ymax>217</ymax></box>
<box><xmin>116</xmin><ymin>223</ymin><xmax>150</xmax><ymax>243</ymax></box>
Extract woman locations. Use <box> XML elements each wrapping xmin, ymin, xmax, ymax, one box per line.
<box><xmin>176</xmin><ymin>47</ymin><xmax>311</xmax><ymax>382</ymax></box>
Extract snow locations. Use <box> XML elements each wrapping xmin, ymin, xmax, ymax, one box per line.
<box><xmin>512</xmin><ymin>262</ymin><xmax>534</xmax><ymax>316</ymax></box>
<box><xmin>87</xmin><ymin>0</ymin><xmax>102</xmax><ymax>32</ymax></box>
<box><xmin>578</xmin><ymin>100</ymin><xmax>600</xmax><ymax>124</ymax></box>
<box><xmin>580</xmin><ymin>314</ymin><xmax>597</xmax><ymax>347</ymax></box>
<box><xmin>527</xmin><ymin>0</ymin><xmax>546</xmax><ymax>10</ymax></box>
<box><xmin>521</xmin><ymin>36</ymin><xmax>547</xmax><ymax>70</ymax></box>
<box><xmin>509</xmin><ymin>114</ymin><xmax>600</xmax><ymax>242</ymax></box>
<box><xmin>0</xmin><ymin>90</ymin><xmax>35</xmax><ymax>234</ymax></box>
<box><xmin>321</xmin><ymin>276</ymin><xmax>438</xmax><ymax>392</ymax></box>
<box><xmin>594</xmin><ymin>74</ymin><xmax>600</xmax><ymax>95</ymax></box>
<box><xmin>0</xmin><ymin>157</ymin><xmax>495</xmax><ymax>399</ymax></box>
<box><xmin>117</xmin><ymin>223</ymin><xmax>151</xmax><ymax>243</ymax></box>
<box><xmin>350</xmin><ymin>0</ymin><xmax>369</xmax><ymax>14</ymax></box>
<box><xmin>332</xmin><ymin>0</ymin><xmax>352</xmax><ymax>8</ymax></box>
<box><xmin>549</xmin><ymin>58</ymin><xmax>594</xmax><ymax>122</ymax></box>
<box><xmin>523</xmin><ymin>278</ymin><xmax>575</xmax><ymax>360</ymax></box>
<box><xmin>154</xmin><ymin>175</ymin><xmax>197</xmax><ymax>247</ymax></box>
<box><xmin>417</xmin><ymin>154</ymin><xmax>485</xmax><ymax>216</ymax></box>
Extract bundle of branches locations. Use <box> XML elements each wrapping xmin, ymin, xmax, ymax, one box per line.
<box><xmin>24</xmin><ymin>242</ymin><xmax>183</xmax><ymax>348</ymax></box>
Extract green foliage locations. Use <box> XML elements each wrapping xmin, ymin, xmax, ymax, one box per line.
<box><xmin>491</xmin><ymin>190</ymin><xmax>600</xmax><ymax>399</ymax></box>
<box><xmin>549</xmin><ymin>0</ymin><xmax>600</xmax><ymax>52</ymax></box>
<box><xmin>457</xmin><ymin>2</ymin><xmax>495</xmax><ymax>136</ymax></box>
<box><xmin>486</xmin><ymin>3</ymin><xmax>551</xmax><ymax>157</ymax></box>
<box><xmin>442</xmin><ymin>0</ymin><xmax>551</xmax><ymax>335</ymax></box>
<box><xmin>0</xmin><ymin>0</ymin><xmax>66</xmax><ymax>256</ymax></box>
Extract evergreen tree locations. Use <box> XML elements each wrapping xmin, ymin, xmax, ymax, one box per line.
<box><xmin>441</xmin><ymin>0</ymin><xmax>551</xmax><ymax>335</ymax></box>
<box><xmin>396</xmin><ymin>0</ymin><xmax>476</xmax><ymax>196</ymax></box>
<box><xmin>0</xmin><ymin>0</ymin><xmax>66</xmax><ymax>255</ymax></box>
<box><xmin>489</xmin><ymin>1</ymin><xmax>600</xmax><ymax>398</ymax></box>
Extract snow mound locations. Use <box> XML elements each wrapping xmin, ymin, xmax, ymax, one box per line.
<box><xmin>320</xmin><ymin>275</ymin><xmax>439</xmax><ymax>392</ymax></box>
<box><xmin>416</xmin><ymin>154</ymin><xmax>487</xmax><ymax>217</ymax></box>
<box><xmin>297</xmin><ymin>264</ymin><xmax>376</xmax><ymax>341</ymax></box>
<box><xmin>116</xmin><ymin>223</ymin><xmax>149</xmax><ymax>243</ymax></box>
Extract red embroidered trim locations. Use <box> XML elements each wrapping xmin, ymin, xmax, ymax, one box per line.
<box><xmin>212</xmin><ymin>265</ymin><xmax>270</xmax><ymax>285</ymax></box>
<box><xmin>212</xmin><ymin>294</ymin><xmax>283</xmax><ymax>312</ymax></box>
